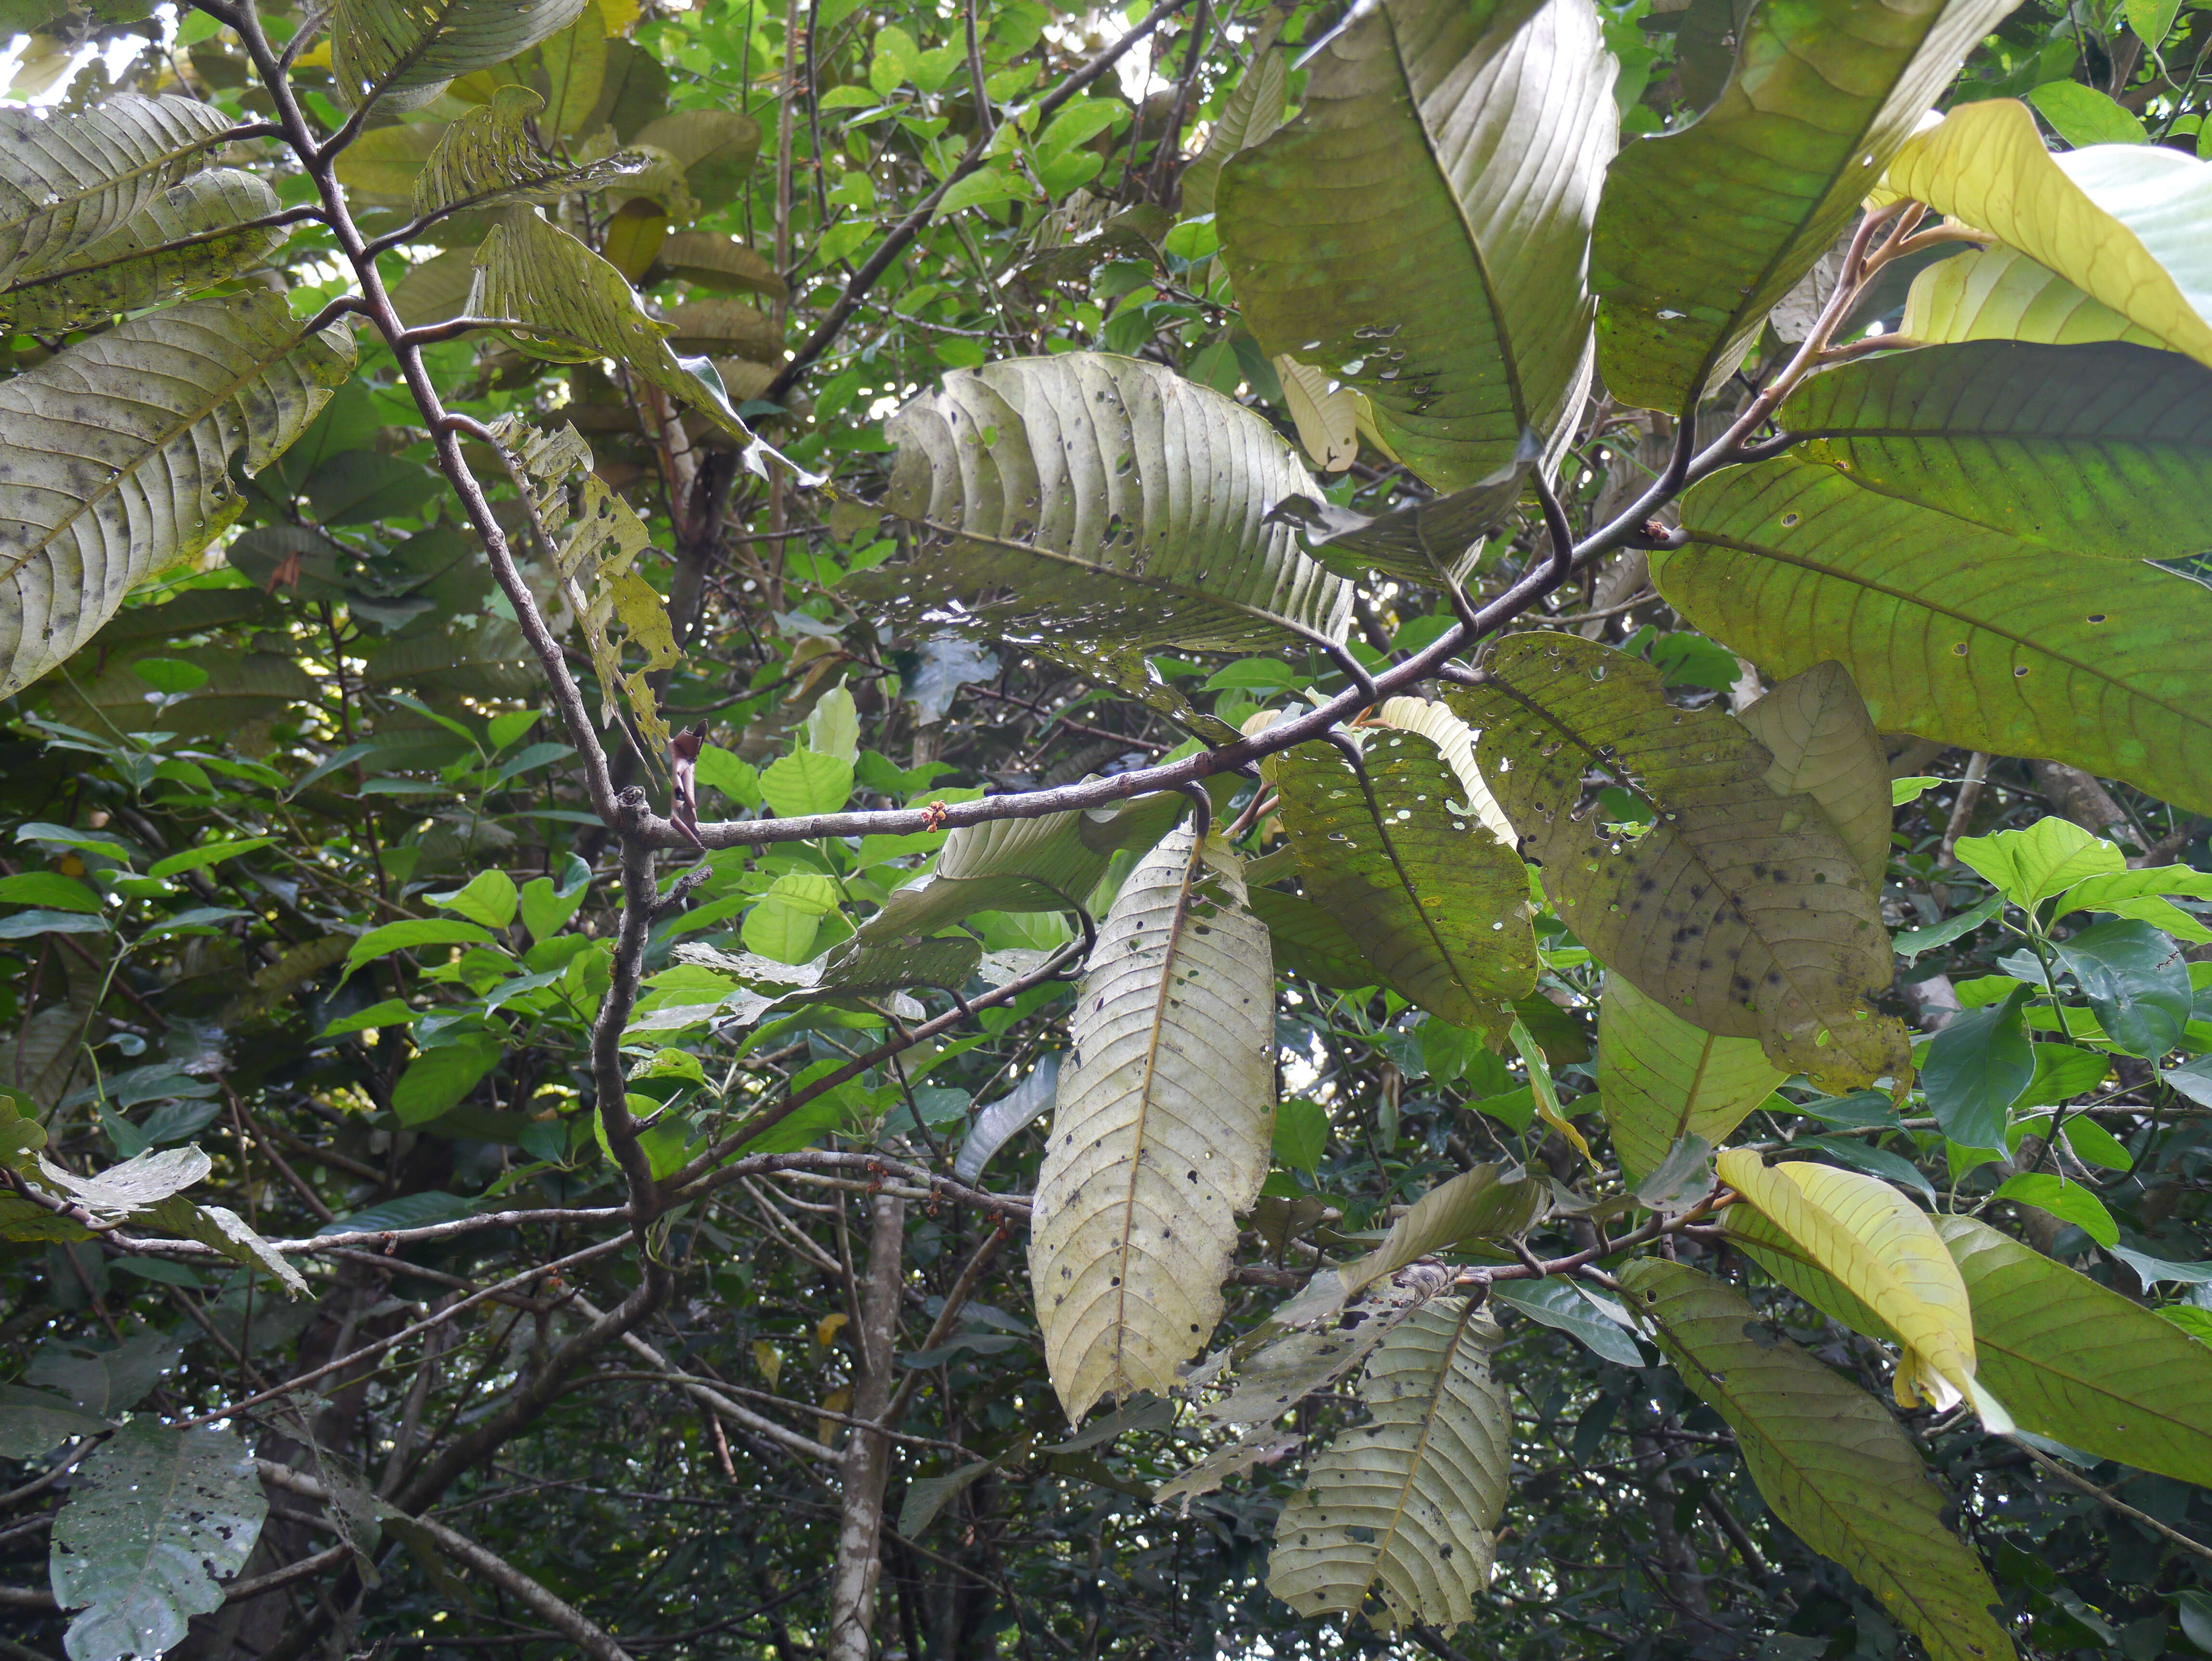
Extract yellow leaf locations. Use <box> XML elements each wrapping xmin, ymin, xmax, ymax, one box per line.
<box><xmin>598</xmin><ymin>0</ymin><xmax>641</xmax><ymax>33</ymax></box>
<box><xmin>816</xmin><ymin>1311</ymin><xmax>849</xmax><ymax>1348</ymax></box>
<box><xmin>818</xmin><ymin>1384</ymin><xmax>851</xmax><ymax>1444</ymax></box>
<box><xmin>751</xmin><ymin>1340</ymin><xmax>782</xmax><ymax>1391</ymax></box>
<box><xmin>1880</xmin><ymin>99</ymin><xmax>2212</xmax><ymax>369</ymax></box>
<box><xmin>1715</xmin><ymin>1149</ymin><xmax>2011</xmax><ymax>1431</ymax></box>
<box><xmin>1274</xmin><ymin>355</ymin><xmax>1358</xmax><ymax>473</ymax></box>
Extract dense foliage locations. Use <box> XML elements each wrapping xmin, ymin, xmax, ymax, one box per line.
<box><xmin>1</xmin><ymin>0</ymin><xmax>2211</xmax><ymax>1657</ymax></box>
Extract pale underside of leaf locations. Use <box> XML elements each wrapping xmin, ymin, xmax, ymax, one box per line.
<box><xmin>1267</xmin><ymin>1299</ymin><xmax>1510</xmax><ymax>1630</ymax></box>
<box><xmin>1591</xmin><ymin>0</ymin><xmax>2018</xmax><ymax>410</ymax></box>
<box><xmin>331</xmin><ymin>0</ymin><xmax>591</xmax><ymax>112</ymax></box>
<box><xmin>0</xmin><ymin>169</ymin><xmax>290</xmax><ymax>334</ymax></box>
<box><xmin>1660</xmin><ymin>453</ymin><xmax>2212</xmax><ymax>817</ymax></box>
<box><xmin>1881</xmin><ymin>99</ymin><xmax>2212</xmax><ymax>369</ymax></box>
<box><xmin>1737</xmin><ymin>659</ymin><xmax>1892</xmax><ymax>890</ymax></box>
<box><xmin>1264</xmin><ymin>727</ymin><xmax>1535</xmax><ymax>1040</ymax></box>
<box><xmin>1900</xmin><ymin>243</ymin><xmax>2165</xmax><ymax>353</ymax></box>
<box><xmin>0</xmin><ymin>294</ymin><xmax>355</xmax><ymax>701</ymax></box>
<box><xmin>1448</xmin><ymin>634</ymin><xmax>1906</xmax><ymax>1091</ymax></box>
<box><xmin>1219</xmin><ymin>0</ymin><xmax>1615</xmax><ymax>494</ymax></box>
<box><xmin>1029</xmin><ymin>827</ymin><xmax>1276</xmax><ymax>1422</ymax></box>
<box><xmin>1620</xmin><ymin>1260</ymin><xmax>2018</xmax><ymax>1661</ymax></box>
<box><xmin>1597</xmin><ymin>974</ymin><xmax>1783</xmax><ymax>1184</ymax></box>
<box><xmin>1778</xmin><ymin>340</ymin><xmax>2212</xmax><ymax>561</ymax></box>
<box><xmin>0</xmin><ymin>94</ymin><xmax>232</xmax><ymax>285</ymax></box>
<box><xmin>865</xmin><ymin>354</ymin><xmax>1349</xmax><ymax>654</ymax></box>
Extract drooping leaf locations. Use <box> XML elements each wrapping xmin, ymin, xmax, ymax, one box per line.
<box><xmin>1736</xmin><ymin>660</ymin><xmax>1892</xmax><ymax>890</ymax></box>
<box><xmin>1937</xmin><ymin>1214</ymin><xmax>2212</xmax><ymax>1486</ymax></box>
<box><xmin>1261</xmin><ymin>723</ymin><xmax>1534</xmax><ymax>1042</ymax></box>
<box><xmin>1266</xmin><ymin>1299</ymin><xmax>1511</xmax><ymax>1629</ymax></box>
<box><xmin>329</xmin><ymin>0</ymin><xmax>590</xmax><ymax>112</ymax></box>
<box><xmin>35</xmin><ymin>1146</ymin><xmax>211</xmax><ymax>1217</ymax></box>
<box><xmin>1597</xmin><ymin>974</ymin><xmax>1784</xmax><ymax>1184</ymax></box>
<box><xmin>860</xmin><ymin>354</ymin><xmax>1349</xmax><ymax>654</ymax></box>
<box><xmin>1898</xmin><ymin>243</ymin><xmax>2166</xmax><ymax>352</ymax></box>
<box><xmin>1491</xmin><ymin>1276</ymin><xmax>1645</xmax><ymax>1365</ymax></box>
<box><xmin>1591</xmin><ymin>0</ymin><xmax>2015</xmax><ymax>411</ymax></box>
<box><xmin>1219</xmin><ymin>0</ymin><xmax>1613</xmax><ymax>499</ymax></box>
<box><xmin>1176</xmin><ymin>34</ymin><xmax>1286</xmax><ymax>220</ymax></box>
<box><xmin>1715</xmin><ymin>1148</ymin><xmax>2010</xmax><ymax>1428</ymax></box>
<box><xmin>1880</xmin><ymin>98</ymin><xmax>2212</xmax><ymax>369</ymax></box>
<box><xmin>1029</xmin><ymin>826</ymin><xmax>1276</xmax><ymax>1422</ymax></box>
<box><xmin>1920</xmin><ymin>984</ymin><xmax>2033</xmax><ymax>1148</ymax></box>
<box><xmin>138</xmin><ymin>1197</ymin><xmax>310</xmax><ymax>1297</ymax></box>
<box><xmin>50</xmin><ymin>1420</ymin><xmax>267</xmax><ymax>1661</ymax></box>
<box><xmin>1779</xmin><ymin>342</ymin><xmax>2212</xmax><ymax>561</ymax></box>
<box><xmin>0</xmin><ymin>295</ymin><xmax>354</xmax><ymax>701</ymax></box>
<box><xmin>0</xmin><ymin>93</ymin><xmax>232</xmax><ymax>285</ymax></box>
<box><xmin>1659</xmin><ymin>453</ymin><xmax>2212</xmax><ymax>816</ymax></box>
<box><xmin>954</xmin><ymin>1052</ymin><xmax>1062</xmax><ymax>1183</ymax></box>
<box><xmin>393</xmin><ymin>1036</ymin><xmax>501</xmax><ymax>1126</ymax></box>
<box><xmin>412</xmin><ymin>84</ymin><xmax>655</xmax><ymax>218</ymax></box>
<box><xmin>1620</xmin><ymin>1261</ymin><xmax>2018</xmax><ymax>1661</ymax></box>
<box><xmin>1447</xmin><ymin>634</ymin><xmax>1906</xmax><ymax>1090</ymax></box>
<box><xmin>1</xmin><ymin>169</ymin><xmax>290</xmax><ymax>332</ymax></box>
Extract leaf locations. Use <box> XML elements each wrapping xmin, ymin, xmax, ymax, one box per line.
<box><xmin>1273</xmin><ymin>355</ymin><xmax>1359</xmax><ymax>474</ymax></box>
<box><xmin>1922</xmin><ymin>984</ymin><xmax>2033</xmax><ymax>1149</ymax></box>
<box><xmin>1894</xmin><ymin>894</ymin><xmax>2004</xmax><ymax>963</ymax></box>
<box><xmin>1715</xmin><ymin>1148</ymin><xmax>2010</xmax><ymax>1428</ymax></box>
<box><xmin>139</xmin><ymin>1197</ymin><xmax>309</xmax><ymax>1297</ymax></box>
<box><xmin>1939</xmin><ymin>1214</ymin><xmax>2212</xmax><ymax>1485</ymax></box>
<box><xmin>26</xmin><ymin>1331</ymin><xmax>179</xmax><ymax>1418</ymax></box>
<box><xmin>2056</xmin><ymin>918</ymin><xmax>2191</xmax><ymax>1058</ymax></box>
<box><xmin>1658</xmin><ymin>452</ymin><xmax>2212</xmax><ymax>817</ymax></box>
<box><xmin>51</xmin><ymin>1420</ymin><xmax>267</xmax><ymax>1661</ymax></box>
<box><xmin>2025</xmin><ymin>80</ymin><xmax>2147</xmax><ymax>147</ymax></box>
<box><xmin>1448</xmin><ymin>634</ymin><xmax>1907</xmax><ymax>1091</ymax></box>
<box><xmin>412</xmin><ymin>84</ymin><xmax>654</xmax><ymax>217</ymax></box>
<box><xmin>429</xmin><ymin>868</ymin><xmax>519</xmax><ymax>929</ymax></box>
<box><xmin>36</xmin><ymin>1146</ymin><xmax>212</xmax><ymax>1217</ymax></box>
<box><xmin>537</xmin><ymin>1</ymin><xmax>606</xmax><ymax>133</ymax></box>
<box><xmin>1591</xmin><ymin>0</ymin><xmax>2014</xmax><ymax>411</ymax></box>
<box><xmin>344</xmin><ymin>918</ymin><xmax>497</xmax><ymax>980</ymax></box>
<box><xmin>654</xmin><ymin>230</ymin><xmax>786</xmax><ymax>298</ymax></box>
<box><xmin>1779</xmin><ymin>343</ymin><xmax>2212</xmax><ymax>563</ymax></box>
<box><xmin>1619</xmin><ymin>1260</ymin><xmax>2018</xmax><ymax>1661</ymax></box>
<box><xmin>1370</xmin><ymin>696</ymin><xmax>1517</xmax><ymax>844</ymax></box>
<box><xmin>1219</xmin><ymin>0</ymin><xmax>1611</xmax><ymax>496</ymax></box>
<box><xmin>147</xmin><ymin>837</ymin><xmax>274</xmax><ymax>880</ymax></box>
<box><xmin>2017</xmin><ymin>1043</ymin><xmax>2109</xmax><ymax>1109</ymax></box>
<box><xmin>1597</xmin><ymin>974</ymin><xmax>1785</xmax><ymax>1184</ymax></box>
<box><xmin>1897</xmin><ymin>242</ymin><xmax>2167</xmax><ymax>353</ymax></box>
<box><xmin>1177</xmin><ymin>36</ymin><xmax>1285</xmax><ymax>219</ymax></box>
<box><xmin>1029</xmin><ymin>826</ymin><xmax>1276</xmax><ymax>1422</ymax></box>
<box><xmin>1273</xmin><ymin>1097</ymin><xmax>1328</xmax><ymax>1177</ymax></box>
<box><xmin>1989</xmin><ymin>1171</ymin><xmax>2117</xmax><ymax>1247</ymax></box>
<box><xmin>330</xmin><ymin>0</ymin><xmax>589</xmax><ymax>112</ymax></box>
<box><xmin>1260</xmin><ymin>723</ymin><xmax>1534</xmax><ymax>1042</ymax></box>
<box><xmin>1491</xmin><ymin>1278</ymin><xmax>1643</xmax><ymax>1365</ymax></box>
<box><xmin>1</xmin><ymin>169</ymin><xmax>290</xmax><ymax>333</ymax></box>
<box><xmin>0</xmin><ymin>93</ymin><xmax>232</xmax><ymax>285</ymax></box>
<box><xmin>627</xmin><ymin>108</ymin><xmax>761</xmax><ymax>209</ymax></box>
<box><xmin>1955</xmin><ymin>817</ymin><xmax>2121</xmax><ymax>908</ymax></box>
<box><xmin>1736</xmin><ymin>661</ymin><xmax>1892</xmax><ymax>890</ymax></box>
<box><xmin>0</xmin><ymin>871</ymin><xmax>101</xmax><ymax>911</ymax></box>
<box><xmin>1266</xmin><ymin>1299</ymin><xmax>1510</xmax><ymax>1629</ymax></box>
<box><xmin>0</xmin><ymin>294</ymin><xmax>354</xmax><ymax>701</ymax></box>
<box><xmin>468</xmin><ymin>212</ymin><xmax>757</xmax><ymax>445</ymax></box>
<box><xmin>861</xmin><ymin>354</ymin><xmax>1349</xmax><ymax>654</ymax></box>
<box><xmin>954</xmin><ymin>1052</ymin><xmax>1061</xmax><ymax>1182</ymax></box>
<box><xmin>394</xmin><ymin>1037</ymin><xmax>502</xmax><ymax>1126</ymax></box>
<box><xmin>1880</xmin><ymin>99</ymin><xmax>2212</xmax><ymax>369</ymax></box>
<box><xmin>759</xmin><ymin>748</ymin><xmax>854</xmax><ymax>818</ymax></box>
<box><xmin>1248</xmin><ymin>886</ymin><xmax>1379</xmax><ymax>989</ymax></box>
<box><xmin>0</xmin><ymin>1384</ymin><xmax>106</xmax><ymax>1458</ymax></box>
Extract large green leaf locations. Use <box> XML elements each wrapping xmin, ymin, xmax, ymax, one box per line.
<box><xmin>1881</xmin><ymin>98</ymin><xmax>2212</xmax><ymax>369</ymax></box>
<box><xmin>1030</xmin><ymin>826</ymin><xmax>1276</xmax><ymax>1423</ymax></box>
<box><xmin>1447</xmin><ymin>635</ymin><xmax>1906</xmax><ymax>1090</ymax></box>
<box><xmin>1620</xmin><ymin>1261</ymin><xmax>2017</xmax><ymax>1661</ymax></box>
<box><xmin>1898</xmin><ymin>243</ymin><xmax>2165</xmax><ymax>352</ymax></box>
<box><xmin>0</xmin><ymin>93</ymin><xmax>231</xmax><ymax>285</ymax></box>
<box><xmin>1938</xmin><ymin>1215</ymin><xmax>2212</xmax><ymax>1486</ymax></box>
<box><xmin>467</xmin><ymin>212</ymin><xmax>757</xmax><ymax>444</ymax></box>
<box><xmin>329</xmin><ymin>0</ymin><xmax>590</xmax><ymax>112</ymax></box>
<box><xmin>1659</xmin><ymin>453</ymin><xmax>2212</xmax><ymax>816</ymax></box>
<box><xmin>1261</xmin><ymin>722</ymin><xmax>1535</xmax><ymax>1041</ymax></box>
<box><xmin>1</xmin><ymin>170</ymin><xmax>289</xmax><ymax>333</ymax></box>
<box><xmin>1266</xmin><ymin>1299</ymin><xmax>1510</xmax><ymax>1629</ymax></box>
<box><xmin>1778</xmin><ymin>342</ymin><xmax>2212</xmax><ymax>561</ymax></box>
<box><xmin>1218</xmin><ymin>0</ymin><xmax>1614</xmax><ymax>497</ymax></box>
<box><xmin>861</xmin><ymin>355</ymin><xmax>1349</xmax><ymax>653</ymax></box>
<box><xmin>412</xmin><ymin>84</ymin><xmax>656</xmax><ymax>217</ymax></box>
<box><xmin>1597</xmin><ymin>974</ymin><xmax>1783</xmax><ymax>1183</ymax></box>
<box><xmin>50</xmin><ymin>1421</ymin><xmax>267</xmax><ymax>1661</ymax></box>
<box><xmin>1248</xmin><ymin>885</ymin><xmax>1379</xmax><ymax>989</ymax></box>
<box><xmin>1590</xmin><ymin>0</ymin><xmax>2017</xmax><ymax>411</ymax></box>
<box><xmin>0</xmin><ymin>295</ymin><xmax>355</xmax><ymax>701</ymax></box>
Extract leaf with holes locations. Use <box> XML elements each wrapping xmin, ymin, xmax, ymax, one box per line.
<box><xmin>1447</xmin><ymin>634</ymin><xmax>1906</xmax><ymax>1090</ymax></box>
<box><xmin>1029</xmin><ymin>826</ymin><xmax>1275</xmax><ymax>1422</ymax></box>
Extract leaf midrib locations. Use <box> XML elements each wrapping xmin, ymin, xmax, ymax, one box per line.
<box><xmin>1359</xmin><ymin>1301</ymin><xmax>1486</xmax><ymax>1608</ymax></box>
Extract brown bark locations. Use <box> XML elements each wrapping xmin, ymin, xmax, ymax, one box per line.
<box><xmin>827</xmin><ymin>1192</ymin><xmax>908</xmax><ymax>1661</ymax></box>
<box><xmin>2030</xmin><ymin>759</ymin><xmax>2130</xmax><ymax>841</ymax></box>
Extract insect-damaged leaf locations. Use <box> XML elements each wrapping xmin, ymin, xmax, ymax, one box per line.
<box><xmin>1620</xmin><ymin>1261</ymin><xmax>2018</xmax><ymax>1661</ymax></box>
<box><xmin>1447</xmin><ymin>634</ymin><xmax>1907</xmax><ymax>1091</ymax></box>
<box><xmin>1029</xmin><ymin>827</ymin><xmax>1275</xmax><ymax>1423</ymax></box>
<box><xmin>0</xmin><ymin>94</ymin><xmax>233</xmax><ymax>287</ymax></box>
<box><xmin>412</xmin><ymin>84</ymin><xmax>658</xmax><ymax>219</ymax></box>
